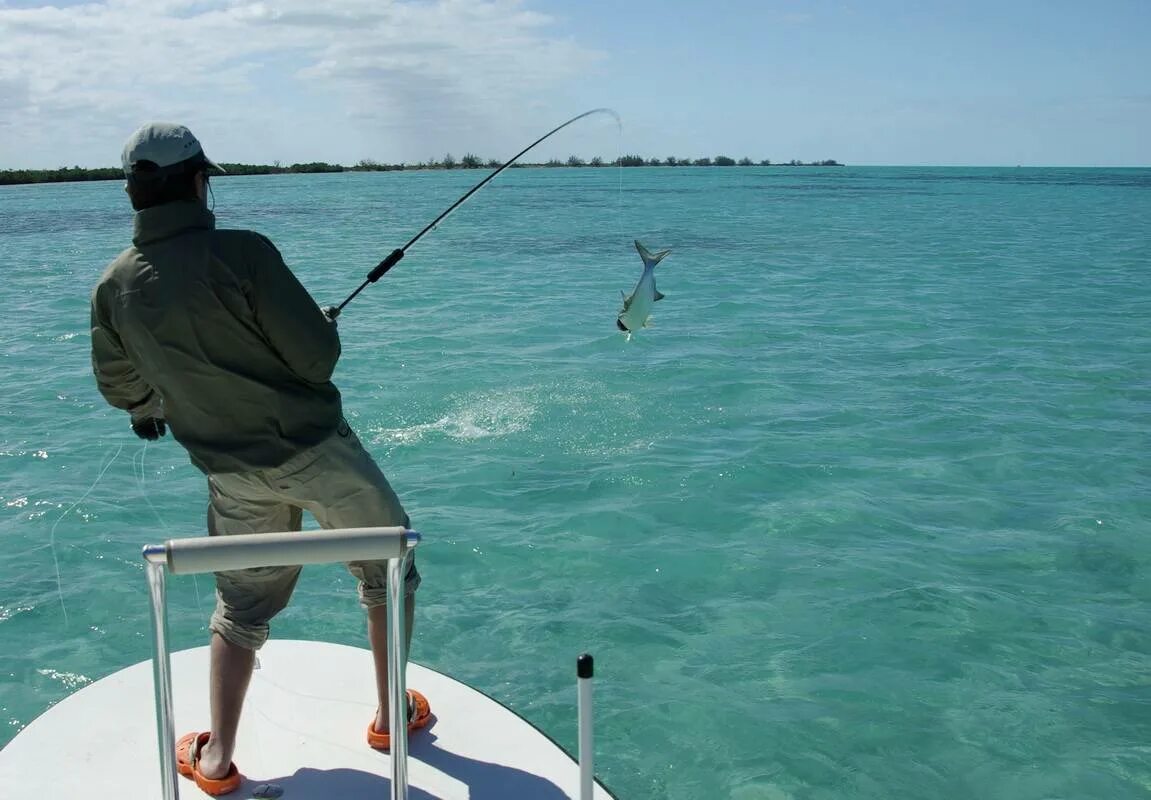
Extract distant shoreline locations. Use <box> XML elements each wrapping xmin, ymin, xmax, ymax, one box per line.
<box><xmin>0</xmin><ymin>157</ymin><xmax>842</xmax><ymax>186</ymax></box>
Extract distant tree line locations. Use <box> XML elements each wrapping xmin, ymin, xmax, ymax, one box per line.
<box><xmin>1</xmin><ymin>155</ymin><xmax>842</xmax><ymax>185</ymax></box>
<box><xmin>0</xmin><ymin>166</ymin><xmax>123</xmax><ymax>185</ymax></box>
<box><xmin>361</xmin><ymin>154</ymin><xmax>843</xmax><ymax>169</ymax></box>
<box><xmin>608</xmin><ymin>155</ymin><xmax>841</xmax><ymax>167</ymax></box>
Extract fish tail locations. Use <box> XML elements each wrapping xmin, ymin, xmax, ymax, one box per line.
<box><xmin>634</xmin><ymin>240</ymin><xmax>672</xmax><ymax>269</ymax></box>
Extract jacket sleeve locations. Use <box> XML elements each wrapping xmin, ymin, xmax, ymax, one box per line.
<box><xmin>90</xmin><ymin>285</ymin><xmax>162</xmax><ymax>422</ymax></box>
<box><xmin>245</xmin><ymin>234</ymin><xmax>341</xmax><ymax>383</ymax></box>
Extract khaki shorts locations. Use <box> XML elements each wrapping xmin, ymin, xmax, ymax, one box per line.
<box><xmin>206</xmin><ymin>422</ymin><xmax>420</xmax><ymax>650</ymax></box>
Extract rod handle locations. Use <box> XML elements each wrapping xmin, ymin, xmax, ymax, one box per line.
<box><xmin>368</xmin><ymin>248</ymin><xmax>405</xmax><ymax>283</ymax></box>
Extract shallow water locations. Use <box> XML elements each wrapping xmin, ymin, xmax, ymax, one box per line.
<box><xmin>1</xmin><ymin>166</ymin><xmax>1149</xmax><ymax>798</ymax></box>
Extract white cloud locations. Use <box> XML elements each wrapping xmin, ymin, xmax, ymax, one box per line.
<box><xmin>0</xmin><ymin>0</ymin><xmax>606</xmax><ymax>167</ymax></box>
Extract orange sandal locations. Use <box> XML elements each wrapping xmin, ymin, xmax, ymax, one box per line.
<box><xmin>175</xmin><ymin>731</ymin><xmax>243</xmax><ymax>796</ymax></box>
<box><xmin>367</xmin><ymin>689</ymin><xmax>432</xmax><ymax>750</ymax></box>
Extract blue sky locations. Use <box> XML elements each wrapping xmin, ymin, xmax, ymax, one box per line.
<box><xmin>1</xmin><ymin>0</ymin><xmax>1148</xmax><ymax>168</ymax></box>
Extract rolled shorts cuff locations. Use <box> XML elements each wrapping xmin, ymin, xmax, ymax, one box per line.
<box><xmin>356</xmin><ymin>558</ymin><xmax>422</xmax><ymax>609</ymax></box>
<box><xmin>208</xmin><ymin>611</ymin><xmax>270</xmax><ymax>651</ymax></box>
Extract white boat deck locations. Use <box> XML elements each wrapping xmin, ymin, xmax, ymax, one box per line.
<box><xmin>0</xmin><ymin>639</ymin><xmax>617</xmax><ymax>799</ymax></box>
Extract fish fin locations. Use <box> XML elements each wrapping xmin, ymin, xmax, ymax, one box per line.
<box><xmin>634</xmin><ymin>240</ymin><xmax>672</xmax><ymax>269</ymax></box>
<box><xmin>654</xmin><ymin>290</ymin><xmax>666</xmax><ymax>302</ymax></box>
<box><xmin>620</xmin><ymin>290</ymin><xmax>632</xmax><ymax>311</ymax></box>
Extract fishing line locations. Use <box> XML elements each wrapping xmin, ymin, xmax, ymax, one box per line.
<box><xmin>135</xmin><ymin>441</ymin><xmax>203</xmax><ymax>613</ymax></box>
<box><xmin>48</xmin><ymin>443</ymin><xmax>123</xmax><ymax>625</ymax></box>
<box><xmin>616</xmin><ymin>126</ymin><xmax>625</xmax><ymax>240</ymax></box>
<box><xmin>334</xmin><ymin>107</ymin><xmax>622</xmax><ymax>315</ymax></box>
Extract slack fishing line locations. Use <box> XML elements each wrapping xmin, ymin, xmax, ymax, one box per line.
<box><xmin>135</xmin><ymin>441</ymin><xmax>203</xmax><ymax>613</ymax></box>
<box><xmin>47</xmin><ymin>440</ymin><xmax>204</xmax><ymax>626</ymax></box>
<box><xmin>49</xmin><ymin>443</ymin><xmax>123</xmax><ymax>625</ymax></box>
<box><xmin>333</xmin><ymin>107</ymin><xmax>622</xmax><ymax>316</ymax></box>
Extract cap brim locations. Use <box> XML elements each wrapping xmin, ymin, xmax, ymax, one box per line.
<box><xmin>127</xmin><ymin>153</ymin><xmax>226</xmax><ymax>179</ymax></box>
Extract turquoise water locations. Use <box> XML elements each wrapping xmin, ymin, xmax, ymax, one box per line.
<box><xmin>1</xmin><ymin>166</ymin><xmax>1149</xmax><ymax>799</ymax></box>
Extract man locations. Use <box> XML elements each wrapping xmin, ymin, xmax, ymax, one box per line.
<box><xmin>91</xmin><ymin>122</ymin><xmax>429</xmax><ymax>795</ymax></box>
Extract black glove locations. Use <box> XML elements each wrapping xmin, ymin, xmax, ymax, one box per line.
<box><xmin>132</xmin><ymin>417</ymin><xmax>167</xmax><ymax>441</ymax></box>
<box><xmin>322</xmin><ymin>305</ymin><xmax>341</xmax><ymax>322</ymax></box>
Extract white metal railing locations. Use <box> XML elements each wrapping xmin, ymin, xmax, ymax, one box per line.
<box><xmin>142</xmin><ymin>526</ymin><xmax>420</xmax><ymax>800</ymax></box>
<box><xmin>577</xmin><ymin>654</ymin><xmax>595</xmax><ymax>800</ymax></box>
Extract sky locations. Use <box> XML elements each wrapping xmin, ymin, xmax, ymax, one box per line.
<box><xmin>1</xmin><ymin>0</ymin><xmax>1148</xmax><ymax>169</ymax></box>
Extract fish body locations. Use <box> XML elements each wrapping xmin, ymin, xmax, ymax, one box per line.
<box><xmin>617</xmin><ymin>240</ymin><xmax>671</xmax><ymax>337</ymax></box>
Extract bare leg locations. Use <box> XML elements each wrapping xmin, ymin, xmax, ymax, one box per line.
<box><xmin>197</xmin><ymin>633</ymin><xmax>256</xmax><ymax>779</ymax></box>
<box><xmin>369</xmin><ymin>597</ymin><xmax>416</xmax><ymax>733</ymax></box>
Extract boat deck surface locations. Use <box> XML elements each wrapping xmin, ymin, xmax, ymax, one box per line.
<box><xmin>0</xmin><ymin>639</ymin><xmax>616</xmax><ymax>799</ymax></box>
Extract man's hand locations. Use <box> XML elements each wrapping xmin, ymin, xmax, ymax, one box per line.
<box><xmin>132</xmin><ymin>417</ymin><xmax>167</xmax><ymax>441</ymax></box>
<box><xmin>322</xmin><ymin>305</ymin><xmax>341</xmax><ymax>323</ymax></box>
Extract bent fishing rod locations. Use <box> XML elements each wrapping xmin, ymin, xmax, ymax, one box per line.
<box><xmin>332</xmin><ymin>107</ymin><xmax>620</xmax><ymax>317</ymax></box>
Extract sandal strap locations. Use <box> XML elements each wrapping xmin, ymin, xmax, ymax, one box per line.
<box><xmin>187</xmin><ymin>732</ymin><xmax>207</xmax><ymax>767</ymax></box>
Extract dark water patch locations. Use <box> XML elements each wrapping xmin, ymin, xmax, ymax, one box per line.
<box><xmin>888</xmin><ymin>168</ymin><xmax>1151</xmax><ymax>189</ymax></box>
<box><xmin>0</xmin><ymin>208</ymin><xmax>124</xmax><ymax>237</ymax></box>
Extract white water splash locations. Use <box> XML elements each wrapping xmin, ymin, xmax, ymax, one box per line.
<box><xmin>35</xmin><ymin>668</ymin><xmax>91</xmax><ymax>690</ymax></box>
<box><xmin>371</xmin><ymin>391</ymin><xmax>537</xmax><ymax>445</ymax></box>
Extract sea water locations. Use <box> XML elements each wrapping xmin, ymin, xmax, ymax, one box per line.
<box><xmin>1</xmin><ymin>166</ymin><xmax>1148</xmax><ymax>799</ymax></box>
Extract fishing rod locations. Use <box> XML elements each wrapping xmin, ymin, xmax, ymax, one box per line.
<box><xmin>332</xmin><ymin>107</ymin><xmax>621</xmax><ymax>316</ymax></box>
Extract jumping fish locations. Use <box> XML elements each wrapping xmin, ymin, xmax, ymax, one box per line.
<box><xmin>617</xmin><ymin>240</ymin><xmax>671</xmax><ymax>338</ymax></box>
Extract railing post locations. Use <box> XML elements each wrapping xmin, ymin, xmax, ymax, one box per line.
<box><xmin>578</xmin><ymin>653</ymin><xmax>594</xmax><ymax>800</ymax></box>
<box><xmin>145</xmin><ymin>546</ymin><xmax>180</xmax><ymax>800</ymax></box>
<box><xmin>388</xmin><ymin>552</ymin><xmax>410</xmax><ymax>800</ymax></box>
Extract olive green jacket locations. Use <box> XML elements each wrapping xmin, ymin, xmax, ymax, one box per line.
<box><xmin>91</xmin><ymin>201</ymin><xmax>343</xmax><ymax>473</ymax></box>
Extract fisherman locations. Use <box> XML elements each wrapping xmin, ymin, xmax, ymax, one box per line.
<box><xmin>90</xmin><ymin>122</ymin><xmax>430</xmax><ymax>795</ymax></box>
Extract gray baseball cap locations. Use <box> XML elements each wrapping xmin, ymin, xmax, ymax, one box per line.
<box><xmin>121</xmin><ymin>122</ymin><xmax>225</xmax><ymax>177</ymax></box>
